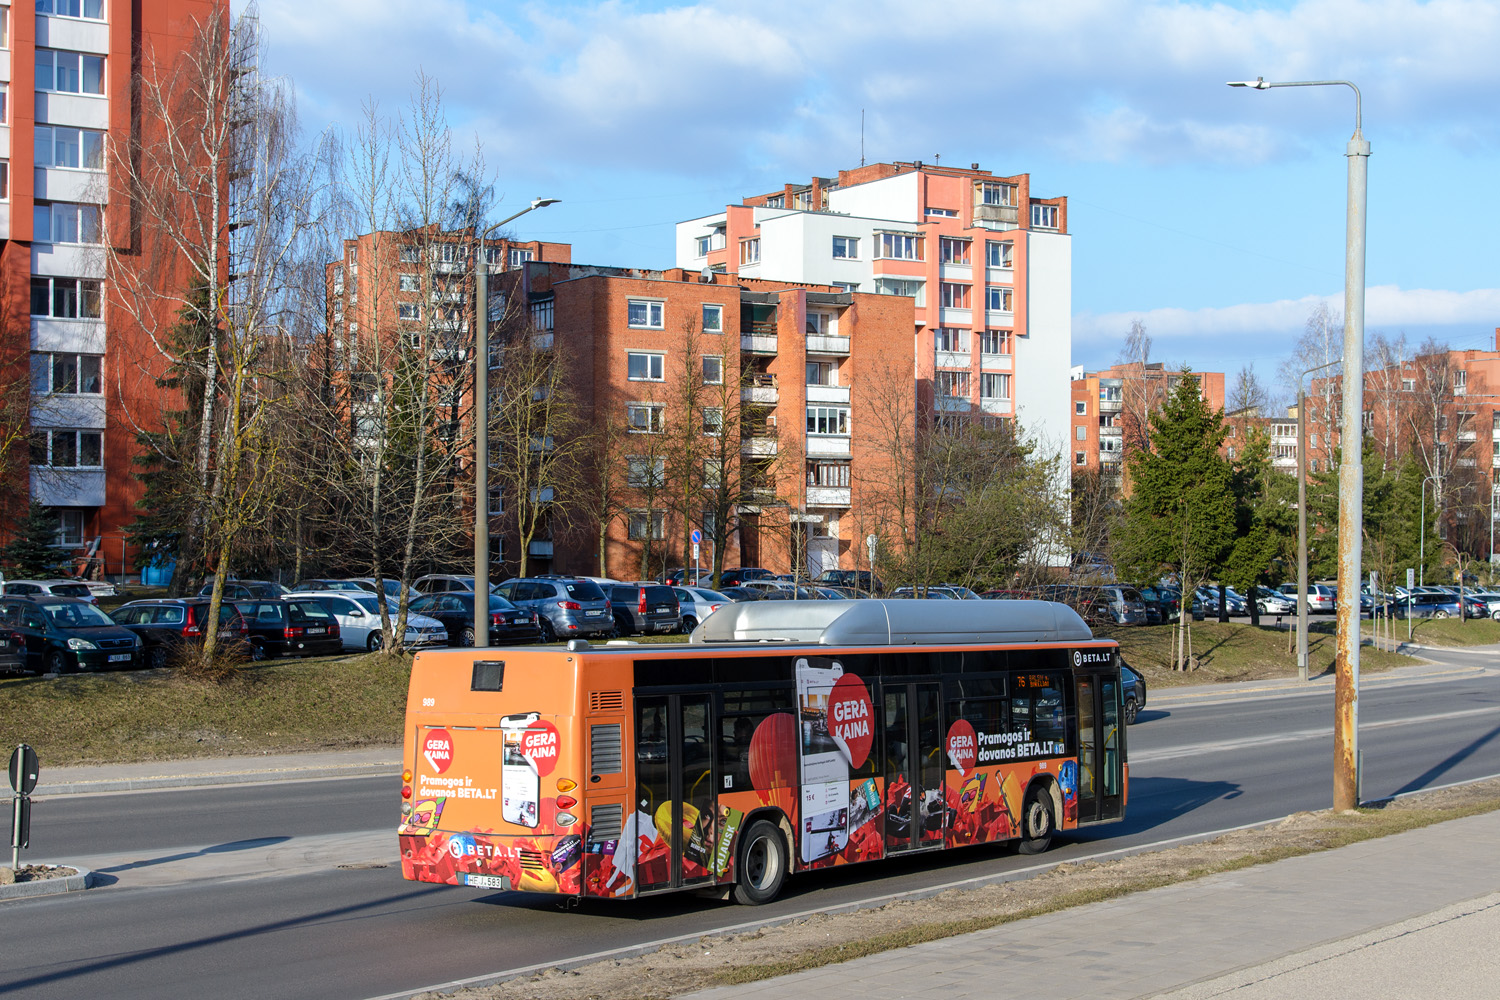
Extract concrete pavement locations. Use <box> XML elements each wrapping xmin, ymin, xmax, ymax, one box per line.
<box><xmin>684</xmin><ymin>808</ymin><xmax>1500</xmax><ymax>1000</ymax></box>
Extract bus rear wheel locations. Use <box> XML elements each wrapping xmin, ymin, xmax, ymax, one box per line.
<box><xmin>1017</xmin><ymin>788</ymin><xmax>1055</xmax><ymax>855</ymax></box>
<box><xmin>732</xmin><ymin>819</ymin><xmax>787</xmax><ymax>905</ymax></box>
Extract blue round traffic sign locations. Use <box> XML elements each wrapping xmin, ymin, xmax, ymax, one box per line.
<box><xmin>690</xmin><ymin>529</ymin><xmax>702</xmax><ymax>545</ymax></box>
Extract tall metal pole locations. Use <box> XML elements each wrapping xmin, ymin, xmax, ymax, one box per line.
<box><xmin>1229</xmin><ymin>77</ymin><xmax>1366</xmax><ymax>811</ymax></box>
<box><xmin>471</xmin><ymin>198</ymin><xmax>559</xmax><ymax>646</ymax></box>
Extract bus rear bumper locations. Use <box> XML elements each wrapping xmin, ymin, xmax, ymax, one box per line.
<box><xmin>398</xmin><ymin>830</ymin><xmax>583</xmax><ymax>896</ymax></box>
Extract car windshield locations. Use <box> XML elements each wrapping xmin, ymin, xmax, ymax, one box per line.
<box><xmin>41</xmin><ymin>602</ymin><xmax>116</xmax><ymax>628</ymax></box>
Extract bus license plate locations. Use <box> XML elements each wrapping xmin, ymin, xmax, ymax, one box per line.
<box><xmin>108</xmin><ymin>653</ymin><xmax>132</xmax><ymax>662</ymax></box>
<box><xmin>306</xmin><ymin>627</ymin><xmax>325</xmax><ymax>634</ymax></box>
<box><xmin>465</xmin><ymin>873</ymin><xmax>510</xmax><ymax>890</ymax></box>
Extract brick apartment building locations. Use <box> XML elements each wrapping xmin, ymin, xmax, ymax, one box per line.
<box><xmin>491</xmin><ymin>262</ymin><xmax>915</xmax><ymax>582</ymax></box>
<box><xmin>676</xmin><ymin>161</ymin><xmax>1073</xmax><ymax>455</ymax></box>
<box><xmin>1</xmin><ymin>0</ymin><xmax>224</xmax><ymax>578</ymax></box>
<box><xmin>1069</xmin><ymin>363</ymin><xmax>1226</xmax><ymax>480</ymax></box>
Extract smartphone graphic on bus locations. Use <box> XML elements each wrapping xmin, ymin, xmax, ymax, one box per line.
<box><xmin>501</xmin><ymin>713</ymin><xmax>541</xmax><ymax>828</ymax></box>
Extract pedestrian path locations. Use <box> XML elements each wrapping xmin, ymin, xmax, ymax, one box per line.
<box><xmin>37</xmin><ymin>746</ymin><xmax>400</xmax><ymax>796</ymax></box>
<box><xmin>684</xmin><ymin>809</ymin><xmax>1500</xmax><ymax>1000</ymax></box>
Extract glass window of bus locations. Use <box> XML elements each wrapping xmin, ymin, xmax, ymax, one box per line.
<box><xmin>716</xmin><ymin>687</ymin><xmax>795</xmax><ymax>791</ymax></box>
<box><xmin>1009</xmin><ymin>670</ymin><xmax>1067</xmax><ymax>759</ymax></box>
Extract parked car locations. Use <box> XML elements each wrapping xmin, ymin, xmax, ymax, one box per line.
<box><xmin>110</xmin><ymin>598</ymin><xmax>252</xmax><ymax>669</ymax></box>
<box><xmin>344</xmin><ymin>577</ymin><xmax>423</xmax><ymax>600</ymax></box>
<box><xmin>671</xmin><ymin>586</ymin><xmax>734</xmax><ymax>630</ymax></box>
<box><xmin>814</xmin><ymin>569</ymin><xmax>884</xmax><ymax>593</ymax></box>
<box><xmin>0</xmin><ymin>596</ymin><xmax>143</xmax><ymax>674</ymax></box>
<box><xmin>407</xmin><ymin>592</ymin><xmax>543</xmax><ymax>647</ymax></box>
<box><xmin>198</xmin><ymin>580</ymin><xmax>288</xmax><ymax>601</ymax></box>
<box><xmin>411</xmin><ymin>574</ymin><xmax>498</xmax><ymax>595</ymax></box>
<box><xmin>286</xmin><ymin>592</ymin><xmax>448</xmax><ymax>652</ymax></box>
<box><xmin>80</xmin><ymin>580</ymin><xmax>119</xmax><ymax>599</ymax></box>
<box><xmin>2</xmin><ymin>579</ymin><xmax>99</xmax><ymax>604</ymax></box>
<box><xmin>232</xmin><ymin>597</ymin><xmax>343</xmax><ymax>660</ymax></box>
<box><xmin>658</xmin><ymin>568</ymin><xmax>715</xmax><ymax>586</ymax></box>
<box><xmin>1093</xmin><ymin>586</ymin><xmax>1149</xmax><ymax>625</ymax></box>
<box><xmin>607</xmin><ymin>583</ymin><xmax>681</xmax><ymax>635</ymax></box>
<box><xmin>717</xmin><ymin>586</ymin><xmax>764</xmax><ymax>603</ymax></box>
<box><xmin>1251</xmin><ymin>586</ymin><xmax>1295</xmax><ymax>615</ymax></box>
<box><xmin>1121</xmin><ymin>662</ymin><xmax>1148</xmax><ymax>725</ymax></box>
<box><xmin>1469</xmin><ymin>591</ymin><xmax>1500</xmax><ymax>617</ymax></box>
<box><xmin>493</xmin><ymin>577</ymin><xmax>613</xmax><ymax>641</ymax></box>
<box><xmin>1278</xmin><ymin>583</ymin><xmax>1335</xmax><ymax>613</ymax></box>
<box><xmin>890</xmin><ymin>586</ymin><xmax>956</xmax><ymax>599</ymax></box>
<box><xmin>292</xmin><ymin>579</ymin><xmax>377</xmax><ymax>595</ymax></box>
<box><xmin>980</xmin><ymin>589</ymin><xmax>1035</xmax><ymax>601</ymax></box>
<box><xmin>1376</xmin><ymin>592</ymin><xmax>1481</xmax><ymax>620</ymax></box>
<box><xmin>717</xmin><ymin>567</ymin><xmax>776</xmax><ymax>588</ymax></box>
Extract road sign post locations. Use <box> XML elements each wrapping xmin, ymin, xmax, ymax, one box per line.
<box><xmin>866</xmin><ymin>534</ymin><xmax>878</xmax><ymax>596</ymax></box>
<box><xmin>8</xmin><ymin>744</ymin><xmax>38</xmax><ymax>870</ymax></box>
<box><xmin>690</xmin><ymin>529</ymin><xmax>702</xmax><ymax>584</ymax></box>
<box><xmin>1406</xmin><ymin>568</ymin><xmax>1415</xmax><ymax>643</ymax></box>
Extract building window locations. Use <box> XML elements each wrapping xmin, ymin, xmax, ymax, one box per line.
<box><xmin>32</xmin><ymin>353</ymin><xmax>102</xmax><ymax>395</ymax></box>
<box><xmin>764</xmin><ymin>194</ymin><xmax>784</xmax><ymax>208</ymax></box>
<box><xmin>626</xmin><ymin>456</ymin><xmax>666</xmax><ymax>489</ymax></box>
<box><xmin>33</xmin><ymin>201</ymin><xmax>101</xmax><ymax>244</ymax></box>
<box><xmin>936</xmin><ymin>371</ymin><xmax>970</xmax><ymax>398</ymax></box>
<box><xmin>1075</xmin><ymin>452</ymin><xmax>1087</xmax><ymax>466</ymax></box>
<box><xmin>1100</xmin><ymin>386</ymin><xmax>1123</xmax><ymax>402</ymax></box>
<box><xmin>0</xmin><ymin>84</ymin><xmax>7</xmax><ymax>124</ymax></box>
<box><xmin>399</xmin><ymin>245</ymin><xmax>420</xmax><ymax>263</ymax></box>
<box><xmin>627</xmin><ymin>299</ymin><xmax>664</xmax><ymax>329</ymax></box>
<box><xmin>431</xmin><ymin>243</ymin><xmax>465</xmax><ymax>264</ymax></box>
<box><xmin>1075</xmin><ymin>401</ymin><xmax>1087</xmax><ymax>415</ymax></box>
<box><xmin>1455</xmin><ymin>370</ymin><xmax>1468</xmax><ymax>395</ymax></box>
<box><xmin>702</xmin><ymin>407</ymin><xmax>723</xmax><ymax>435</ymax></box>
<box><xmin>831</xmin><ymin>281</ymin><xmax>860</xmax><ymax>293</ymax></box>
<box><xmin>1076</xmin><ymin>425</ymin><xmax>1087</xmax><ymax>441</ymax></box>
<box><xmin>739</xmin><ymin>238</ymin><xmax>761</xmax><ymax>265</ymax></box>
<box><xmin>34</xmin><ymin>126</ymin><xmax>105</xmax><ymax>170</ymax></box>
<box><xmin>702</xmin><ymin>303</ymin><xmax>724</xmax><ymax>333</ymax></box>
<box><xmin>832</xmin><ymin>236</ymin><xmax>859</xmax><ymax>259</ymax></box>
<box><xmin>807</xmin><ymin>461</ymin><xmax>850</xmax><ymax>487</ymax></box>
<box><xmin>531</xmin><ymin>298</ymin><xmax>555</xmax><ymax>332</ymax></box>
<box><xmin>939</xmin><ymin>283</ymin><xmax>971</xmax><ymax>309</ymax></box>
<box><xmin>876</xmin><ymin>232</ymin><xmax>922</xmax><ymax>260</ymax></box>
<box><xmin>806</xmin><ymin>312</ymin><xmax>836</xmax><ymax>337</ymax></box>
<box><xmin>979</xmin><ymin>182</ymin><xmax>1016</xmax><ymax>207</ymax></box>
<box><xmin>627</xmin><ymin>352</ymin><xmax>665</xmax><ymax>381</ymax></box>
<box><xmin>702</xmin><ymin>355</ymin><xmax>723</xmax><ymax>385</ymax></box>
<box><xmin>507</xmin><ymin>248</ymin><xmax>533</xmax><ymax>269</ymax></box>
<box><xmin>1031</xmin><ymin>204</ymin><xmax>1059</xmax><ymax>229</ymax></box>
<box><xmin>986</xmin><ymin>286</ymin><xmax>1014</xmax><ymax>312</ymax></box>
<box><xmin>938</xmin><ymin>237</ymin><xmax>971</xmax><ymax>265</ymax></box>
<box><xmin>807</xmin><ymin>406</ymin><xmax>850</xmax><ymax>435</ymax></box>
<box><xmin>36</xmin><ymin>49</ymin><xmax>105</xmax><ymax>95</ymax></box>
<box><xmin>30</xmin><ymin>277</ymin><xmax>102</xmax><ymax>319</ymax></box>
<box><xmin>695</xmin><ymin>230</ymin><xmax>725</xmax><ymax>257</ymax></box>
<box><xmin>627</xmin><ymin>510</ymin><xmax>667</xmax><ymax>540</ymax></box>
<box><xmin>1401</xmin><ymin>378</ymin><xmax>1415</xmax><ymax>392</ymax></box>
<box><xmin>701</xmin><ymin>458</ymin><xmax>724</xmax><ymax>488</ymax></box>
<box><xmin>980</xmin><ymin>329</ymin><xmax>1011</xmax><ymax>355</ymax></box>
<box><xmin>30</xmin><ymin>429</ymin><xmax>103</xmax><ymax>468</ymax></box>
<box><xmin>981</xmin><ymin>373</ymin><xmax>1011</xmax><ymax>400</ymax></box>
<box><xmin>627</xmin><ymin>403</ymin><xmax>665</xmax><ymax>433</ymax></box>
<box><xmin>806</xmin><ymin>361</ymin><xmax>834</xmax><ymax>386</ymax></box>
<box><xmin>874</xmin><ymin>277</ymin><xmax>924</xmax><ymax>305</ymax></box>
<box><xmin>1100</xmin><ymin>437</ymin><xmax>1122</xmax><ymax>454</ymax></box>
<box><xmin>0</xmin><ymin>160</ymin><xmax>7</xmax><ymax>201</ymax></box>
<box><xmin>934</xmin><ymin>327</ymin><xmax>967</xmax><ymax>352</ymax></box>
<box><xmin>480</xmin><ymin>247</ymin><xmax>502</xmax><ymax>267</ymax></box>
<box><xmin>397</xmin><ymin>303</ymin><xmax>421</xmax><ymax>321</ymax></box>
<box><xmin>925</xmin><ymin>207</ymin><xmax>957</xmax><ymax>218</ymax></box>
<box><xmin>53</xmin><ymin>509</ymin><xmax>86</xmax><ymax>548</ymax></box>
<box><xmin>38</xmin><ymin>0</ymin><xmax>106</xmax><ymax>18</ymax></box>
<box><xmin>398</xmin><ymin>273</ymin><xmax>419</xmax><ymax>293</ymax></box>
<box><xmin>986</xmin><ymin>241</ymin><xmax>1014</xmax><ymax>268</ymax></box>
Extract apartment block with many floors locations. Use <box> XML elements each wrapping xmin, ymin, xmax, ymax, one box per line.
<box><xmin>1</xmin><ymin>0</ymin><xmax>224</xmax><ymax>578</ymax></box>
<box><xmin>676</xmin><ymin>161</ymin><xmax>1073</xmax><ymax>457</ymax></box>
<box><xmin>1069</xmin><ymin>363</ymin><xmax>1226</xmax><ymax>481</ymax></box>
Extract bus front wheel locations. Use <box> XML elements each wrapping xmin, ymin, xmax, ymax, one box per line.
<box><xmin>732</xmin><ymin>819</ymin><xmax>787</xmax><ymax>905</ymax></box>
<box><xmin>1017</xmin><ymin>788</ymin><xmax>1055</xmax><ymax>855</ymax></box>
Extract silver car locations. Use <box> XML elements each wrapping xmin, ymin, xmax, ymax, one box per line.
<box><xmin>285</xmin><ymin>592</ymin><xmax>448</xmax><ymax>652</ymax></box>
<box><xmin>672</xmin><ymin>586</ymin><xmax>734</xmax><ymax>630</ymax></box>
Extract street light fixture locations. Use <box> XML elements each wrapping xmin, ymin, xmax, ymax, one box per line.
<box><xmin>1230</xmin><ymin>76</ymin><xmax>1368</xmax><ymax>812</ymax></box>
<box><xmin>472</xmin><ymin>197</ymin><xmax>560</xmax><ymax>645</ymax></box>
<box><xmin>1295</xmin><ymin>357</ymin><xmax>1342</xmax><ymax>681</ymax></box>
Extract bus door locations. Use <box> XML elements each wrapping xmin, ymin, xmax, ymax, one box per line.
<box><xmin>633</xmin><ymin>693</ymin><xmax>716</xmax><ymax>891</ymax></box>
<box><xmin>1073</xmin><ymin>674</ymin><xmax>1124</xmax><ymax>823</ymax></box>
<box><xmin>882</xmin><ymin>681</ymin><xmax>944</xmax><ymax>852</ymax></box>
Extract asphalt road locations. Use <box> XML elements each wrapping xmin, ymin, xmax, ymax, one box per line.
<box><xmin>5</xmin><ymin>655</ymin><xmax>1499</xmax><ymax>1000</ymax></box>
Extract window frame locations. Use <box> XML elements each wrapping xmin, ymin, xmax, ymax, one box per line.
<box><xmin>1031</xmin><ymin>204</ymin><xmax>1059</xmax><ymax>229</ymax></box>
<box><xmin>702</xmin><ymin>355</ymin><xmax>724</xmax><ymax>385</ymax></box>
<box><xmin>985</xmin><ymin>241</ymin><xmax>1015</xmax><ymax>268</ymax></box>
<box><xmin>626</xmin><ymin>403</ymin><xmax>665</xmax><ymax>434</ymax></box>
<box><xmin>30</xmin><ymin>428</ymin><xmax>104</xmax><ymax>468</ymax></box>
<box><xmin>34</xmin><ymin>124</ymin><xmax>105</xmax><ymax>171</ymax></box>
<box><xmin>739</xmin><ymin>238</ymin><xmax>761</xmax><ymax>266</ymax></box>
<box><xmin>627</xmin><ymin>510</ymin><xmax>667</xmax><ymax>540</ymax></box>
<box><xmin>939</xmin><ymin>282</ymin><xmax>971</xmax><ymax>309</ymax></box>
<box><xmin>33</xmin><ymin>201</ymin><xmax>101</xmax><ymax>245</ymax></box>
<box><xmin>29</xmin><ymin>276</ymin><xmax>102</xmax><ymax>319</ymax></box>
<box><xmin>701</xmin><ymin>303</ymin><xmax>724</xmax><ymax>334</ymax></box>
<box><xmin>875</xmin><ymin>232</ymin><xmax>922</xmax><ymax>261</ymax></box>
<box><xmin>627</xmin><ymin>351</ymin><xmax>665</xmax><ymax>382</ymax></box>
<box><xmin>35</xmin><ymin>48</ymin><xmax>106</xmax><ymax>96</ymax></box>
<box><xmin>806</xmin><ymin>405</ymin><xmax>851</xmax><ymax>436</ymax></box>
<box><xmin>32</xmin><ymin>352</ymin><xmax>103</xmax><ymax>395</ymax></box>
<box><xmin>701</xmin><ymin>407</ymin><xmax>724</xmax><ymax>436</ymax></box>
<box><xmin>981</xmin><ymin>373</ymin><xmax>1012</xmax><ymax>400</ymax></box>
<box><xmin>986</xmin><ymin>286</ymin><xmax>1014</xmax><ymax>312</ymax></box>
<box><xmin>980</xmin><ymin>329</ymin><xmax>1012</xmax><ymax>355</ymax></box>
<box><xmin>938</xmin><ymin>237</ymin><xmax>971</xmax><ymax>265</ymax></box>
<box><xmin>831</xmin><ymin>236</ymin><xmax>859</xmax><ymax>260</ymax></box>
<box><xmin>627</xmin><ymin>298</ymin><xmax>665</xmax><ymax>329</ymax></box>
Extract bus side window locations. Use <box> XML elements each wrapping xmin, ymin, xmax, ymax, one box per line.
<box><xmin>717</xmin><ymin>687</ymin><xmax>794</xmax><ymax>790</ymax></box>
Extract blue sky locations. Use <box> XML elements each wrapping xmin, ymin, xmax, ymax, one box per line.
<box><xmin>249</xmin><ymin>0</ymin><xmax>1500</xmax><ymax>386</ymax></box>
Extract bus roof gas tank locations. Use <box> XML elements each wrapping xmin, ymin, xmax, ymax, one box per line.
<box><xmin>690</xmin><ymin>599</ymin><xmax>1092</xmax><ymax>646</ymax></box>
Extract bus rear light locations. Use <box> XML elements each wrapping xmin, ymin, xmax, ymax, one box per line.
<box><xmin>401</xmin><ymin>784</ymin><xmax>412</xmax><ymax>799</ymax></box>
<box><xmin>402</xmin><ymin>769</ymin><xmax>413</xmax><ymax>783</ymax></box>
<box><xmin>555</xmin><ymin>812</ymin><xmax>578</xmax><ymax>827</ymax></box>
<box><xmin>555</xmin><ymin>795</ymin><xmax>577</xmax><ymax>809</ymax></box>
<box><xmin>555</xmin><ymin>778</ymin><xmax>577</xmax><ymax>792</ymax></box>
<box><xmin>558</xmin><ymin>600</ymin><xmax>582</xmax><ymax>611</ymax></box>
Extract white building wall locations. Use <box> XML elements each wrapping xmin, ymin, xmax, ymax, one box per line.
<box><xmin>827</xmin><ymin>171</ymin><xmax>919</xmax><ymax>223</ymax></box>
<box><xmin>1018</xmin><ymin>231</ymin><xmax>1072</xmax><ymax>462</ymax></box>
<box><xmin>755</xmin><ymin>213</ymin><xmax>880</xmax><ymax>289</ymax></box>
<box><xmin>674</xmin><ymin>212</ymin><xmax>727</xmax><ymax>268</ymax></box>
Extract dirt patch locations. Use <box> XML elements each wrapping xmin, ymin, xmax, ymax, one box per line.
<box><xmin>0</xmin><ymin>864</ymin><xmax>78</xmax><ymax>884</ymax></box>
<box><xmin>424</xmin><ymin>778</ymin><xmax>1500</xmax><ymax>1000</ymax></box>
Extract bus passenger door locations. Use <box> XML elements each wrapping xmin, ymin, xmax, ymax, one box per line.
<box><xmin>883</xmin><ymin>682</ymin><xmax>944</xmax><ymax>852</ymax></box>
<box><xmin>1074</xmin><ymin>675</ymin><xmax>1124</xmax><ymax>824</ymax></box>
<box><xmin>634</xmin><ymin>694</ymin><xmax>715</xmax><ymax>892</ymax></box>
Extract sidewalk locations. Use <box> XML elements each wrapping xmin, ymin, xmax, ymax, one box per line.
<box><xmin>35</xmin><ymin>746</ymin><xmax>401</xmax><ymax>796</ymax></box>
<box><xmin>684</xmin><ymin>808</ymin><xmax>1500</xmax><ymax>1000</ymax></box>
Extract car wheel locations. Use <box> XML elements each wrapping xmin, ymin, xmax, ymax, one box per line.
<box><xmin>46</xmin><ymin>649</ymin><xmax>71</xmax><ymax>675</ymax></box>
<box><xmin>1492</xmin><ymin>609</ymin><xmax>1500</xmax><ymax>622</ymax></box>
<box><xmin>250</xmin><ymin>642</ymin><xmax>270</xmax><ymax>662</ymax></box>
<box><xmin>366</xmin><ymin>631</ymin><xmax>384</xmax><ymax>652</ymax></box>
<box><xmin>732</xmin><ymin>819</ymin><xmax>788</xmax><ymax>905</ymax></box>
<box><xmin>149</xmin><ymin>646</ymin><xmax>169</xmax><ymax>670</ymax></box>
<box><xmin>1017</xmin><ymin>787</ymin><xmax>1055</xmax><ymax>855</ymax></box>
<box><xmin>682</xmin><ymin>616</ymin><xmax>698</xmax><ymax>633</ymax></box>
<box><xmin>613</xmin><ymin>614</ymin><xmax>633</xmax><ymax>637</ymax></box>
<box><xmin>1435</xmin><ymin>609</ymin><xmax>1450</xmax><ymax>619</ymax></box>
<box><xmin>460</xmin><ymin>627</ymin><xmax>476</xmax><ymax>647</ymax></box>
<box><xmin>1124</xmin><ymin>696</ymin><xmax>1140</xmax><ymax>725</ymax></box>
<box><xmin>538</xmin><ymin>618</ymin><xmax>557</xmax><ymax>643</ymax></box>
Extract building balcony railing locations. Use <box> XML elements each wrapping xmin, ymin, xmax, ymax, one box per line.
<box><xmin>1099</xmin><ymin>451</ymin><xmax>1122</xmax><ymax>463</ymax></box>
<box><xmin>528</xmin><ymin>539</ymin><xmax>554</xmax><ymax>557</ymax></box>
<box><xmin>936</xmin><ymin>395</ymin><xmax>971</xmax><ymax>412</ymax></box>
<box><xmin>979</xmin><ymin>397</ymin><xmax>1010</xmax><ymax>415</ymax></box>
<box><xmin>741</xmin><ymin>333</ymin><xmax>778</xmax><ymax>354</ymax></box>
<box><xmin>980</xmin><ymin>352</ymin><xmax>1012</xmax><ymax>372</ymax></box>
<box><xmin>806</xmin><ymin>486</ymin><xmax>851</xmax><ymax>508</ymax></box>
<box><xmin>1099</xmin><ymin>425</ymin><xmax>1122</xmax><ymax>436</ymax></box>
<box><xmin>807</xmin><ymin>334</ymin><xmax>850</xmax><ymax>355</ymax></box>
<box><xmin>742</xmin><ymin>385</ymin><xmax>779</xmax><ymax>404</ymax></box>
<box><xmin>1099</xmin><ymin>398</ymin><xmax>1123</xmax><ymax>413</ymax></box>
<box><xmin>1458</xmin><ymin>430</ymin><xmax>1478</xmax><ymax>442</ymax></box>
<box><xmin>806</xmin><ymin>384</ymin><xmax>850</xmax><ymax>404</ymax></box>
<box><xmin>741</xmin><ymin>435</ymin><xmax>778</xmax><ymax>456</ymax></box>
<box><xmin>806</xmin><ymin>435</ymin><xmax>852</xmax><ymax>459</ymax></box>
<box><xmin>935</xmin><ymin>349</ymin><xmax>971</xmax><ymax>369</ymax></box>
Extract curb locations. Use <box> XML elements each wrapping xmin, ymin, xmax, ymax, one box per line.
<box><xmin>0</xmin><ymin>865</ymin><xmax>93</xmax><ymax>902</ymax></box>
<box><xmin>38</xmin><ymin>762</ymin><xmax>398</xmax><ymax>797</ymax></box>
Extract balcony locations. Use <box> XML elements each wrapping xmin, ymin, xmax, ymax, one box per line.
<box><xmin>806</xmin><ymin>435</ymin><xmax>852</xmax><ymax>458</ymax></box>
<box><xmin>531</xmin><ymin>332</ymin><xmax>554</xmax><ymax>350</ymax></box>
<box><xmin>973</xmin><ymin>203</ymin><xmax>1020</xmax><ymax>229</ymax></box>
<box><xmin>806</xmin><ymin>384</ymin><xmax>850</xmax><ymax>405</ymax></box>
<box><xmin>979</xmin><ymin>398</ymin><xmax>1009</xmax><ymax>415</ymax></box>
<box><xmin>980</xmin><ymin>353</ymin><xmax>1012</xmax><ymax>372</ymax></box>
<box><xmin>1458</xmin><ymin>430</ymin><xmax>1478</xmax><ymax>442</ymax></box>
<box><xmin>935</xmin><ymin>349</ymin><xmax>971</xmax><ymax>369</ymax></box>
<box><xmin>936</xmin><ymin>395</ymin><xmax>971</xmax><ymax>413</ymax></box>
<box><xmin>1099</xmin><ymin>397</ymin><xmax>1123</xmax><ymax>413</ymax></box>
<box><xmin>1099</xmin><ymin>425</ymin><xmax>1122</xmax><ymax>436</ymax></box>
<box><xmin>31</xmin><ymin>468</ymin><xmax>105</xmax><ymax>507</ymax></box>
<box><xmin>742</xmin><ymin>374</ymin><xmax>778</xmax><ymax>404</ymax></box>
<box><xmin>741</xmin><ymin>435</ymin><xmax>778</xmax><ymax>456</ymax></box>
<box><xmin>528</xmin><ymin>540</ymin><xmax>554</xmax><ymax>558</ymax></box>
<box><xmin>741</xmin><ymin>333</ymin><xmax>778</xmax><ymax>354</ymax></box>
<box><xmin>806</xmin><ymin>486</ymin><xmax>851</xmax><ymax>507</ymax></box>
<box><xmin>807</xmin><ymin>334</ymin><xmax>850</xmax><ymax>355</ymax></box>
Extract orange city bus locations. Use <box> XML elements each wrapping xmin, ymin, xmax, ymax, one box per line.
<box><xmin>397</xmin><ymin>599</ymin><xmax>1127</xmax><ymax>905</ymax></box>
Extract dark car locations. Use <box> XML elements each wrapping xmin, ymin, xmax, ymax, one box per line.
<box><xmin>291</xmin><ymin>579</ymin><xmax>377</xmax><ymax>595</ymax></box>
<box><xmin>111</xmin><ymin>599</ymin><xmax>252</xmax><ymax>669</ymax></box>
<box><xmin>1121</xmin><ymin>662</ymin><xmax>1148</xmax><ymax>725</ymax></box>
<box><xmin>814</xmin><ymin>569</ymin><xmax>884</xmax><ymax>594</ymax></box>
<box><xmin>717</xmin><ymin>567</ymin><xmax>776</xmax><ymax>588</ymax></box>
<box><xmin>233</xmin><ymin>598</ymin><xmax>343</xmax><ymax>660</ymax></box>
<box><xmin>198</xmin><ymin>579</ymin><xmax>288</xmax><ymax>601</ymax></box>
<box><xmin>608</xmin><ymin>584</ymin><xmax>681</xmax><ymax>635</ymax></box>
<box><xmin>717</xmin><ymin>586</ymin><xmax>764</xmax><ymax>603</ymax></box>
<box><xmin>408</xmin><ymin>592</ymin><xmax>543</xmax><ymax>647</ymax></box>
<box><xmin>494</xmin><ymin>577</ymin><xmax>613</xmax><ymax>642</ymax></box>
<box><xmin>0</xmin><ymin>596</ymin><xmax>143</xmax><ymax>674</ymax></box>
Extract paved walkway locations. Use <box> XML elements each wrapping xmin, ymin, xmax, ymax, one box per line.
<box><xmin>685</xmin><ymin>808</ymin><xmax>1500</xmax><ymax>1000</ymax></box>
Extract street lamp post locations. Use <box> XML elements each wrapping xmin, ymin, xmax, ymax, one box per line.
<box><xmin>1296</xmin><ymin>358</ymin><xmax>1343</xmax><ymax>681</ymax></box>
<box><xmin>472</xmin><ymin>197</ymin><xmax>560</xmax><ymax>646</ymax></box>
<box><xmin>1230</xmin><ymin>76</ymin><xmax>1368</xmax><ymax>811</ymax></box>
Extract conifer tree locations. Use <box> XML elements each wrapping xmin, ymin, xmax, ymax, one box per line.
<box><xmin>3</xmin><ymin>501</ymin><xmax>65</xmax><ymax>579</ymax></box>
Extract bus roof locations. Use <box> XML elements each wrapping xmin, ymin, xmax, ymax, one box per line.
<box><xmin>689</xmin><ymin>599</ymin><xmax>1093</xmax><ymax>646</ymax></box>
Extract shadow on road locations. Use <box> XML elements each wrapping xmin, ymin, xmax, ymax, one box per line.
<box><xmin>93</xmin><ymin>836</ymin><xmax>293</xmax><ymax>875</ymax></box>
<box><xmin>1390</xmin><ymin>723</ymin><xmax>1500</xmax><ymax>798</ymax></box>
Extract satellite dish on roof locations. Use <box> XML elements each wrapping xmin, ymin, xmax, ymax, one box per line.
<box><xmin>700</xmin><ymin>266</ymin><xmax>713</xmax><ymax>283</ymax></box>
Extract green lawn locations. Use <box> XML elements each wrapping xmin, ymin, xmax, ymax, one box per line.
<box><xmin>1361</xmin><ymin>616</ymin><xmax>1500</xmax><ymax>647</ymax></box>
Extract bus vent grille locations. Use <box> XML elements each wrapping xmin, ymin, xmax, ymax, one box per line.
<box><xmin>590</xmin><ymin>723</ymin><xmax>623</xmax><ymax>775</ymax></box>
<box><xmin>589</xmin><ymin>690</ymin><xmax>624</xmax><ymax>713</ymax></box>
<box><xmin>518</xmin><ymin>850</ymin><xmax>546</xmax><ymax>871</ymax></box>
<box><xmin>589</xmin><ymin>803</ymin><xmax>623</xmax><ymax>843</ymax></box>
